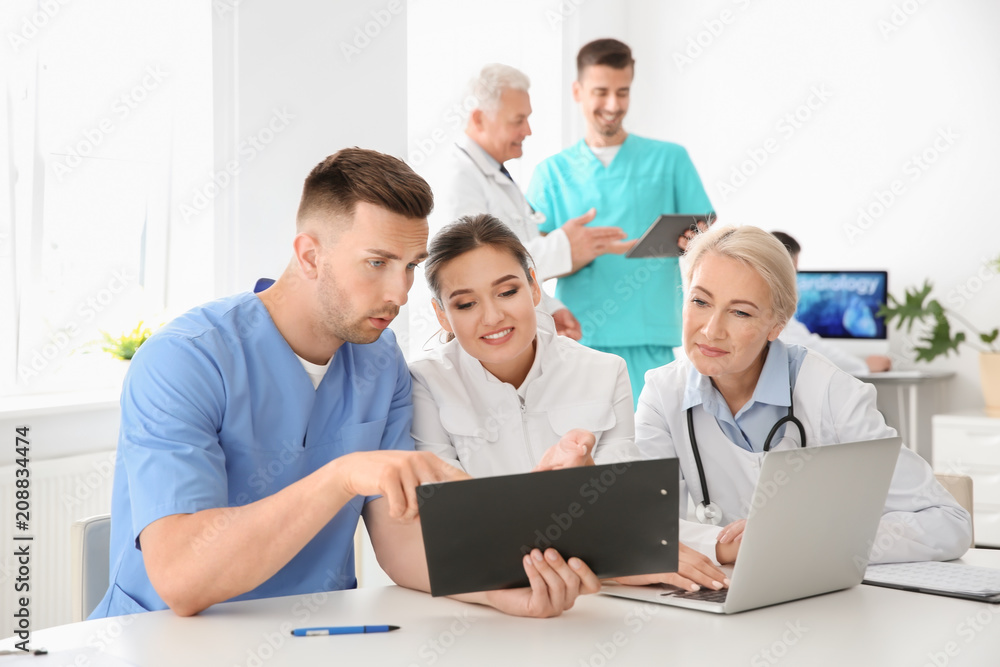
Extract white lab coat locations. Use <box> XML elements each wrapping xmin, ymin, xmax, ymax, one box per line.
<box><xmin>635</xmin><ymin>349</ymin><xmax>972</xmax><ymax>564</ymax></box>
<box><xmin>430</xmin><ymin>136</ymin><xmax>571</xmax><ymax>315</ymax></box>
<box><xmin>409</xmin><ymin>314</ymin><xmax>638</xmax><ymax>476</ymax></box>
<box><xmin>779</xmin><ymin>316</ymin><xmax>868</xmax><ymax>375</ymax></box>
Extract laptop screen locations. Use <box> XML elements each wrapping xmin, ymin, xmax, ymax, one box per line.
<box><xmin>796</xmin><ymin>271</ymin><xmax>888</xmax><ymax>340</ymax></box>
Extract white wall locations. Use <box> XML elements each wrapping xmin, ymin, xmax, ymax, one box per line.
<box><xmin>533</xmin><ymin>0</ymin><xmax>1000</xmax><ymax>409</ymax></box>
<box><xmin>212</xmin><ymin>0</ymin><xmax>410</xmax><ymax>296</ymax></box>
<box><xmin>560</xmin><ymin>0</ymin><xmax>1000</xmax><ymax>412</ymax></box>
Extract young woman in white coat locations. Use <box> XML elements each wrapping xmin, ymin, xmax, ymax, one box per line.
<box><xmin>410</xmin><ymin>214</ymin><xmax>729</xmax><ymax>591</ymax></box>
<box><xmin>635</xmin><ymin>224</ymin><xmax>972</xmax><ymax>564</ymax></box>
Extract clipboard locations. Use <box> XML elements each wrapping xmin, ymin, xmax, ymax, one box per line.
<box><xmin>624</xmin><ymin>213</ymin><xmax>716</xmax><ymax>259</ymax></box>
<box><xmin>417</xmin><ymin>459</ymin><xmax>679</xmax><ymax>597</ymax></box>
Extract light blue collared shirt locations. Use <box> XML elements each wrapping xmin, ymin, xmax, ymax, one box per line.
<box><xmin>682</xmin><ymin>340</ymin><xmax>809</xmax><ymax>452</ymax></box>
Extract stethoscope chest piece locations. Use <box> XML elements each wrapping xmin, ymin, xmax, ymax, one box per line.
<box><xmin>695</xmin><ymin>501</ymin><xmax>723</xmax><ymax>526</ymax></box>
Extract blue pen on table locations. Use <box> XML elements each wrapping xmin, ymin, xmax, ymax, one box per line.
<box><xmin>291</xmin><ymin>625</ymin><xmax>400</xmax><ymax>636</ymax></box>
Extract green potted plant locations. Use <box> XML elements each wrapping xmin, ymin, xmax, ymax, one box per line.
<box><xmin>101</xmin><ymin>321</ymin><xmax>154</xmax><ymax>361</ymax></box>
<box><xmin>879</xmin><ymin>265</ymin><xmax>1000</xmax><ymax>416</ymax></box>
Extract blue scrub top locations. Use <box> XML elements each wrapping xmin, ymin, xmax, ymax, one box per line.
<box><xmin>91</xmin><ymin>291</ymin><xmax>414</xmax><ymax>618</ymax></box>
<box><xmin>526</xmin><ymin>135</ymin><xmax>713</xmax><ymax>348</ymax></box>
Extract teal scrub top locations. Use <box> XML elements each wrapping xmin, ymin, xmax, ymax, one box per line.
<box><xmin>526</xmin><ymin>135</ymin><xmax>713</xmax><ymax>348</ymax></box>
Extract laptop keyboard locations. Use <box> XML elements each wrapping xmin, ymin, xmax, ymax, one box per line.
<box><xmin>661</xmin><ymin>587</ymin><xmax>729</xmax><ymax>603</ymax></box>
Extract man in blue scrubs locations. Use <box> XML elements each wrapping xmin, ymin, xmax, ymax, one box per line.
<box><xmin>527</xmin><ymin>39</ymin><xmax>713</xmax><ymax>404</ymax></box>
<box><xmin>93</xmin><ymin>148</ymin><xmax>600</xmax><ymax>619</ymax></box>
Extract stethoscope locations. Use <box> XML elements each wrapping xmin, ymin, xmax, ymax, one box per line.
<box><xmin>687</xmin><ymin>388</ymin><xmax>808</xmax><ymax>525</ymax></box>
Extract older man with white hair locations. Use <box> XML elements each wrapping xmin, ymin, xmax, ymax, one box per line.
<box><xmin>428</xmin><ymin>64</ymin><xmax>633</xmax><ymax>340</ymax></box>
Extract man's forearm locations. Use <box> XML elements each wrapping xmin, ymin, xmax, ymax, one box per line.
<box><xmin>142</xmin><ymin>458</ymin><xmax>357</xmax><ymax>616</ymax></box>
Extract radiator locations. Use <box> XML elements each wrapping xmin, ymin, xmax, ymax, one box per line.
<box><xmin>1</xmin><ymin>450</ymin><xmax>116</xmax><ymax>631</ymax></box>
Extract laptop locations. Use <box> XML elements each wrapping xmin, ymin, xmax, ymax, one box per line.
<box><xmin>601</xmin><ymin>437</ymin><xmax>902</xmax><ymax>613</ymax></box>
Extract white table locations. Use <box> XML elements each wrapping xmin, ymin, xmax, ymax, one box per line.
<box><xmin>3</xmin><ymin>549</ymin><xmax>1000</xmax><ymax>666</ymax></box>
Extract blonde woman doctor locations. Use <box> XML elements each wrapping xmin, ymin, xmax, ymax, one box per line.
<box><xmin>411</xmin><ymin>214</ymin><xmax>729</xmax><ymax>591</ymax></box>
<box><xmin>636</xmin><ymin>224</ymin><xmax>972</xmax><ymax>564</ymax></box>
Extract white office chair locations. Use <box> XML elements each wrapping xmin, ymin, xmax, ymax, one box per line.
<box><xmin>935</xmin><ymin>473</ymin><xmax>975</xmax><ymax>549</ymax></box>
<box><xmin>71</xmin><ymin>514</ymin><xmax>112</xmax><ymax>622</ymax></box>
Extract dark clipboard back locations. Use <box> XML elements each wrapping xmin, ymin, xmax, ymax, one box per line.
<box><xmin>418</xmin><ymin>459</ymin><xmax>679</xmax><ymax>597</ymax></box>
<box><xmin>624</xmin><ymin>213</ymin><xmax>716</xmax><ymax>259</ymax></box>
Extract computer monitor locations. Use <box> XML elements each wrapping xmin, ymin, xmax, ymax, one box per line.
<box><xmin>795</xmin><ymin>271</ymin><xmax>888</xmax><ymax>340</ymax></box>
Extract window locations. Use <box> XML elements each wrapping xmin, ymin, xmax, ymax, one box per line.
<box><xmin>2</xmin><ymin>0</ymin><xmax>214</xmax><ymax>397</ymax></box>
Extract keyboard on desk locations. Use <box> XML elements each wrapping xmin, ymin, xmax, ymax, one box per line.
<box><xmin>661</xmin><ymin>587</ymin><xmax>729</xmax><ymax>604</ymax></box>
<box><xmin>863</xmin><ymin>561</ymin><xmax>1000</xmax><ymax>603</ymax></box>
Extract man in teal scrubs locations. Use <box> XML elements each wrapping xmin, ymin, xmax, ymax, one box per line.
<box><xmin>527</xmin><ymin>39</ymin><xmax>713</xmax><ymax>404</ymax></box>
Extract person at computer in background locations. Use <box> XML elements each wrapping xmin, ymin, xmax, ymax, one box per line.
<box><xmin>771</xmin><ymin>231</ymin><xmax>892</xmax><ymax>374</ymax></box>
<box><xmin>635</xmin><ymin>224</ymin><xmax>971</xmax><ymax>565</ymax></box>
<box><xmin>427</xmin><ymin>63</ymin><xmax>635</xmax><ymax>341</ymax></box>
<box><xmin>92</xmin><ymin>149</ymin><xmax>601</xmax><ymax>620</ymax></box>
<box><xmin>410</xmin><ymin>214</ymin><xmax>730</xmax><ymax>592</ymax></box>
<box><xmin>526</xmin><ymin>38</ymin><xmax>713</xmax><ymax>405</ymax></box>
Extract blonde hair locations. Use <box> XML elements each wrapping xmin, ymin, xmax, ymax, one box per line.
<box><xmin>681</xmin><ymin>225</ymin><xmax>798</xmax><ymax>325</ymax></box>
